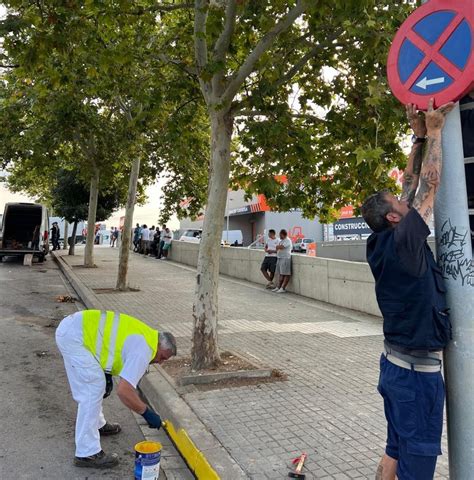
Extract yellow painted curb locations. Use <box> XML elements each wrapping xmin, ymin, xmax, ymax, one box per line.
<box><xmin>163</xmin><ymin>420</ymin><xmax>220</xmax><ymax>480</ymax></box>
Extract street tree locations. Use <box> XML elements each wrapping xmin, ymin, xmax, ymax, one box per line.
<box><xmin>152</xmin><ymin>0</ymin><xmax>413</xmax><ymax>369</ymax></box>
<box><xmin>50</xmin><ymin>169</ymin><xmax>122</xmax><ymax>256</ymax></box>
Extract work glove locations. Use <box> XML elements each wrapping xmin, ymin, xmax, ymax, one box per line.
<box><xmin>141</xmin><ymin>407</ymin><xmax>162</xmax><ymax>429</ymax></box>
<box><xmin>103</xmin><ymin>373</ymin><xmax>113</xmax><ymax>399</ymax></box>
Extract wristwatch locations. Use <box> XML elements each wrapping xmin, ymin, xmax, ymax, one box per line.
<box><xmin>411</xmin><ymin>134</ymin><xmax>426</xmax><ymax>144</ymax></box>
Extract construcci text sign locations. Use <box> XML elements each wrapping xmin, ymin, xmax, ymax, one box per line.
<box><xmin>333</xmin><ymin>217</ymin><xmax>372</xmax><ymax>236</ymax></box>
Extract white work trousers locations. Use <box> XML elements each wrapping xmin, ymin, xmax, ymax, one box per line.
<box><xmin>56</xmin><ymin>314</ymin><xmax>107</xmax><ymax>457</ymax></box>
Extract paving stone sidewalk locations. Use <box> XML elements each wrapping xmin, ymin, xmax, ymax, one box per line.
<box><xmin>60</xmin><ymin>247</ymin><xmax>449</xmax><ymax>479</ymax></box>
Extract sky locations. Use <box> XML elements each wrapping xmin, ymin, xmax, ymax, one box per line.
<box><xmin>0</xmin><ymin>180</ymin><xmax>180</xmax><ymax>230</ymax></box>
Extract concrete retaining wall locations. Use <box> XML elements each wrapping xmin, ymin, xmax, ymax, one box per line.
<box><xmin>169</xmin><ymin>241</ymin><xmax>381</xmax><ymax>317</ymax></box>
<box><xmin>318</xmin><ymin>238</ymin><xmax>437</xmax><ymax>262</ymax></box>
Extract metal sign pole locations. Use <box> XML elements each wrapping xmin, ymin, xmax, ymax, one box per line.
<box><xmin>434</xmin><ymin>103</ymin><xmax>474</xmax><ymax>480</ymax></box>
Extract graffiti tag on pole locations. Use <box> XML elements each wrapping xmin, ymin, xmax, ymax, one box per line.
<box><xmin>438</xmin><ymin>219</ymin><xmax>474</xmax><ymax>287</ymax></box>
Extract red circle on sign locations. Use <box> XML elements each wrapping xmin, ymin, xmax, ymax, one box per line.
<box><xmin>387</xmin><ymin>0</ymin><xmax>474</xmax><ymax>110</ymax></box>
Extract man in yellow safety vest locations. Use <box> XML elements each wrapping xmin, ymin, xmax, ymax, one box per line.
<box><xmin>56</xmin><ymin>309</ymin><xmax>177</xmax><ymax>469</ymax></box>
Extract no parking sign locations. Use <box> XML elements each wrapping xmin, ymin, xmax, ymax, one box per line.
<box><xmin>388</xmin><ymin>0</ymin><xmax>474</xmax><ymax>110</ymax></box>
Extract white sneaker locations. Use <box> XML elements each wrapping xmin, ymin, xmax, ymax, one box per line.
<box><xmin>271</xmin><ymin>287</ymin><xmax>280</xmax><ymax>292</ymax></box>
<box><xmin>266</xmin><ymin>282</ymin><xmax>275</xmax><ymax>289</ymax></box>
<box><xmin>276</xmin><ymin>288</ymin><xmax>287</xmax><ymax>293</ymax></box>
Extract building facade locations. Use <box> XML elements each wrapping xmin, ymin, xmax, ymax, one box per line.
<box><xmin>179</xmin><ymin>189</ymin><xmax>324</xmax><ymax>247</ymax></box>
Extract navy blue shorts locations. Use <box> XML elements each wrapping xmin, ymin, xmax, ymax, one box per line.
<box><xmin>378</xmin><ymin>354</ymin><xmax>445</xmax><ymax>480</ymax></box>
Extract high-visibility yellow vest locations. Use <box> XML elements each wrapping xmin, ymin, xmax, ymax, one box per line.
<box><xmin>82</xmin><ymin>310</ymin><xmax>158</xmax><ymax>375</ymax></box>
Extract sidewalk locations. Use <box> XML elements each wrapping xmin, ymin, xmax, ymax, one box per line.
<box><xmin>59</xmin><ymin>247</ymin><xmax>449</xmax><ymax>479</ymax></box>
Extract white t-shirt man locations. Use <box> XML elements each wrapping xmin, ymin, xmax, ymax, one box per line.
<box><xmin>265</xmin><ymin>237</ymin><xmax>279</xmax><ymax>257</ymax></box>
<box><xmin>141</xmin><ymin>228</ymin><xmax>150</xmax><ymax>241</ymax></box>
<box><xmin>277</xmin><ymin>237</ymin><xmax>292</xmax><ymax>259</ymax></box>
<box><xmin>163</xmin><ymin>229</ymin><xmax>172</xmax><ymax>245</ymax></box>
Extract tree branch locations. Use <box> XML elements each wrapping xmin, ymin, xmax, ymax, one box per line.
<box><xmin>123</xmin><ymin>3</ymin><xmax>194</xmax><ymax>14</ymax></box>
<box><xmin>221</xmin><ymin>0</ymin><xmax>307</xmax><ymax>107</ymax></box>
<box><xmin>157</xmin><ymin>53</ymin><xmax>197</xmax><ymax>76</ymax></box>
<box><xmin>213</xmin><ymin>0</ymin><xmax>237</xmax><ymax>63</ymax></box>
<box><xmin>234</xmin><ymin>109</ymin><xmax>324</xmax><ymax>123</ymax></box>
<box><xmin>211</xmin><ymin>0</ymin><xmax>237</xmax><ymax>95</ymax></box>
<box><xmin>194</xmin><ymin>0</ymin><xmax>212</xmax><ymax>101</ymax></box>
<box><xmin>273</xmin><ymin>30</ymin><xmax>341</xmax><ymax>89</ymax></box>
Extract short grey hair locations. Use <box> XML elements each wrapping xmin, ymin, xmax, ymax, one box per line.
<box><xmin>361</xmin><ymin>191</ymin><xmax>393</xmax><ymax>233</ymax></box>
<box><xmin>159</xmin><ymin>331</ymin><xmax>177</xmax><ymax>356</ymax></box>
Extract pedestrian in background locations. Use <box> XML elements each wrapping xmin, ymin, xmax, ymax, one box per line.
<box><xmin>361</xmin><ymin>100</ymin><xmax>454</xmax><ymax>480</ymax></box>
<box><xmin>133</xmin><ymin>223</ymin><xmax>141</xmax><ymax>252</ymax></box>
<box><xmin>111</xmin><ymin>227</ymin><xmax>119</xmax><ymax>247</ymax></box>
<box><xmin>260</xmin><ymin>229</ymin><xmax>278</xmax><ymax>289</ymax></box>
<box><xmin>151</xmin><ymin>227</ymin><xmax>161</xmax><ymax>257</ymax></box>
<box><xmin>140</xmin><ymin>224</ymin><xmax>149</xmax><ymax>255</ymax></box>
<box><xmin>160</xmin><ymin>227</ymin><xmax>172</xmax><ymax>260</ymax></box>
<box><xmin>272</xmin><ymin>229</ymin><xmax>292</xmax><ymax>293</ymax></box>
<box><xmin>51</xmin><ymin>222</ymin><xmax>61</xmax><ymax>251</ymax></box>
<box><xmin>157</xmin><ymin>224</ymin><xmax>167</xmax><ymax>259</ymax></box>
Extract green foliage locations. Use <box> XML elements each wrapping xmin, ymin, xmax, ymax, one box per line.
<box><xmin>51</xmin><ymin>169</ymin><xmax>121</xmax><ymax>224</ymax></box>
<box><xmin>1</xmin><ymin>0</ymin><xmax>418</xmax><ymax>224</ymax></box>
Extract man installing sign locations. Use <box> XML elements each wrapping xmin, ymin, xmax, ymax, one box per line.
<box><xmin>361</xmin><ymin>99</ymin><xmax>454</xmax><ymax>480</ymax></box>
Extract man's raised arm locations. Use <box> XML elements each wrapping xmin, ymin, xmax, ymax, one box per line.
<box><xmin>400</xmin><ymin>103</ymin><xmax>427</xmax><ymax>207</ymax></box>
<box><xmin>412</xmin><ymin>99</ymin><xmax>454</xmax><ymax>224</ymax></box>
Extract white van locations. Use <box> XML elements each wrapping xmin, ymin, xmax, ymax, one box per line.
<box><xmin>221</xmin><ymin>230</ymin><xmax>243</xmax><ymax>246</ymax></box>
<box><xmin>179</xmin><ymin>228</ymin><xmax>244</xmax><ymax>246</ymax></box>
<box><xmin>0</xmin><ymin>202</ymin><xmax>50</xmax><ymax>262</ymax></box>
<box><xmin>179</xmin><ymin>229</ymin><xmax>202</xmax><ymax>244</ymax></box>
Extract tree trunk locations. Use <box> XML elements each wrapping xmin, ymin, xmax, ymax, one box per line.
<box><xmin>84</xmin><ymin>168</ymin><xmax>100</xmax><ymax>267</ymax></box>
<box><xmin>68</xmin><ymin>220</ymin><xmax>78</xmax><ymax>256</ymax></box>
<box><xmin>191</xmin><ymin>110</ymin><xmax>233</xmax><ymax>370</ymax></box>
<box><xmin>116</xmin><ymin>155</ymin><xmax>141</xmax><ymax>290</ymax></box>
<box><xmin>63</xmin><ymin>221</ymin><xmax>69</xmax><ymax>250</ymax></box>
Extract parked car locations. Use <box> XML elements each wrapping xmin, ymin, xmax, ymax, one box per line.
<box><xmin>0</xmin><ymin>202</ymin><xmax>50</xmax><ymax>262</ymax></box>
<box><xmin>179</xmin><ymin>229</ymin><xmax>202</xmax><ymax>244</ymax></box>
<box><xmin>292</xmin><ymin>238</ymin><xmax>315</xmax><ymax>253</ymax></box>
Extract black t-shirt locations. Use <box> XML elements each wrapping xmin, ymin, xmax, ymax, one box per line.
<box><xmin>393</xmin><ymin>208</ymin><xmax>431</xmax><ymax>277</ymax></box>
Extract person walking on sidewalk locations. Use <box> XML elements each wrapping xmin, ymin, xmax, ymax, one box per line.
<box><xmin>133</xmin><ymin>223</ymin><xmax>141</xmax><ymax>252</ymax></box>
<box><xmin>51</xmin><ymin>222</ymin><xmax>61</xmax><ymax>251</ymax></box>
<box><xmin>361</xmin><ymin>99</ymin><xmax>454</xmax><ymax>480</ymax></box>
<box><xmin>56</xmin><ymin>309</ymin><xmax>177</xmax><ymax>469</ymax></box>
<box><xmin>261</xmin><ymin>229</ymin><xmax>278</xmax><ymax>289</ymax></box>
<box><xmin>272</xmin><ymin>229</ymin><xmax>292</xmax><ymax>293</ymax></box>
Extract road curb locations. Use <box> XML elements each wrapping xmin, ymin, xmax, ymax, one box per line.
<box><xmin>52</xmin><ymin>251</ymin><xmax>249</xmax><ymax>480</ymax></box>
<box><xmin>141</xmin><ymin>367</ymin><xmax>248</xmax><ymax>480</ymax></box>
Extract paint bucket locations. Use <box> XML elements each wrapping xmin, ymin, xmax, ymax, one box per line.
<box><xmin>134</xmin><ymin>441</ymin><xmax>162</xmax><ymax>480</ymax></box>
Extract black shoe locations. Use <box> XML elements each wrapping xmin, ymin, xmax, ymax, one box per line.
<box><xmin>99</xmin><ymin>423</ymin><xmax>122</xmax><ymax>436</ymax></box>
<box><xmin>74</xmin><ymin>450</ymin><xmax>119</xmax><ymax>468</ymax></box>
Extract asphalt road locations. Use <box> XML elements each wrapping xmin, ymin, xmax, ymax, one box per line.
<box><xmin>0</xmin><ymin>255</ymin><xmax>147</xmax><ymax>480</ymax></box>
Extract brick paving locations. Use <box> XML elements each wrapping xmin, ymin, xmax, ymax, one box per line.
<box><xmin>59</xmin><ymin>247</ymin><xmax>450</xmax><ymax>479</ymax></box>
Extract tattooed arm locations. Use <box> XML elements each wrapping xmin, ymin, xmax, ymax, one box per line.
<box><xmin>412</xmin><ymin>99</ymin><xmax>455</xmax><ymax>224</ymax></box>
<box><xmin>401</xmin><ymin>104</ymin><xmax>426</xmax><ymax>206</ymax></box>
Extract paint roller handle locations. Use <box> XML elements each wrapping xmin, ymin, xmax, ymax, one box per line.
<box><xmin>141</xmin><ymin>407</ymin><xmax>162</xmax><ymax>429</ymax></box>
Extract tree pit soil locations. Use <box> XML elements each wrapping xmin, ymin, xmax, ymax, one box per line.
<box><xmin>92</xmin><ymin>287</ymin><xmax>140</xmax><ymax>294</ymax></box>
<box><xmin>162</xmin><ymin>351</ymin><xmax>287</xmax><ymax>391</ymax></box>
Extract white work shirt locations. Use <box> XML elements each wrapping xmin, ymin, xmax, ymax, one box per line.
<box><xmin>119</xmin><ymin>335</ymin><xmax>154</xmax><ymax>388</ymax></box>
<box><xmin>265</xmin><ymin>238</ymin><xmax>279</xmax><ymax>257</ymax></box>
<box><xmin>277</xmin><ymin>237</ymin><xmax>292</xmax><ymax>259</ymax></box>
